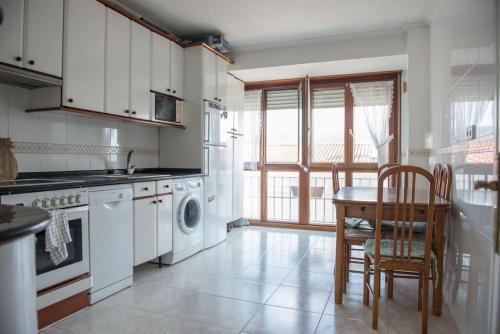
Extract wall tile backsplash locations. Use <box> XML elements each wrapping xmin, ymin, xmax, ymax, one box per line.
<box><xmin>0</xmin><ymin>83</ymin><xmax>160</xmax><ymax>173</ymax></box>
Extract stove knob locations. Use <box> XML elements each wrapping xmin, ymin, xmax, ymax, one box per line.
<box><xmin>59</xmin><ymin>196</ymin><xmax>67</xmax><ymax>205</ymax></box>
<box><xmin>75</xmin><ymin>195</ymin><xmax>82</xmax><ymax>203</ymax></box>
<box><xmin>51</xmin><ymin>197</ymin><xmax>59</xmax><ymax>207</ymax></box>
<box><xmin>67</xmin><ymin>195</ymin><xmax>75</xmax><ymax>204</ymax></box>
<box><xmin>32</xmin><ymin>199</ymin><xmax>41</xmax><ymax>208</ymax></box>
<box><xmin>42</xmin><ymin>198</ymin><xmax>51</xmax><ymax>208</ymax></box>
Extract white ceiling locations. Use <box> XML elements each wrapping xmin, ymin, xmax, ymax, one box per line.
<box><xmin>116</xmin><ymin>0</ymin><xmax>432</xmax><ymax>50</ymax></box>
<box><xmin>230</xmin><ymin>55</ymin><xmax>407</xmax><ymax>82</ymax></box>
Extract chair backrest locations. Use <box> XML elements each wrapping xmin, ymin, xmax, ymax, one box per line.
<box><xmin>375</xmin><ymin>165</ymin><xmax>436</xmax><ymax>265</ymax></box>
<box><xmin>438</xmin><ymin>164</ymin><xmax>452</xmax><ymax>200</ymax></box>
<box><xmin>433</xmin><ymin>164</ymin><xmax>442</xmax><ymax>195</ymax></box>
<box><xmin>378</xmin><ymin>163</ymin><xmax>399</xmax><ymax>187</ymax></box>
<box><xmin>332</xmin><ymin>163</ymin><xmax>340</xmax><ymax>194</ymax></box>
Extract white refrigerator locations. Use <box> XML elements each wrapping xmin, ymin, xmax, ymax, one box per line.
<box><xmin>204</xmin><ymin>100</ymin><xmax>233</xmax><ymax>249</ymax></box>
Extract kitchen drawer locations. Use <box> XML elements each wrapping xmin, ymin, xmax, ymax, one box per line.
<box><xmin>156</xmin><ymin>179</ymin><xmax>173</xmax><ymax>194</ymax></box>
<box><xmin>133</xmin><ymin>182</ymin><xmax>156</xmax><ymax>197</ymax></box>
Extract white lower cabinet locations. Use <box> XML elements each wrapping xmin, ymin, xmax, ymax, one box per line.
<box><xmin>156</xmin><ymin>194</ymin><xmax>173</xmax><ymax>256</ymax></box>
<box><xmin>133</xmin><ymin>181</ymin><xmax>173</xmax><ymax>266</ymax></box>
<box><xmin>133</xmin><ymin>197</ymin><xmax>157</xmax><ymax>266</ymax></box>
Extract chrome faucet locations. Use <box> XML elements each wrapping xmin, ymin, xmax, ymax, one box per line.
<box><xmin>127</xmin><ymin>150</ymin><xmax>135</xmax><ymax>175</ymax></box>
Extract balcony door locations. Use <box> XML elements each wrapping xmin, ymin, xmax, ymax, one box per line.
<box><xmin>243</xmin><ymin>72</ymin><xmax>399</xmax><ymax>227</ymax></box>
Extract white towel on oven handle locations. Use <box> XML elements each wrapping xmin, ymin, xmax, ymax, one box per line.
<box><xmin>45</xmin><ymin>209</ymin><xmax>72</xmax><ymax>265</ymax></box>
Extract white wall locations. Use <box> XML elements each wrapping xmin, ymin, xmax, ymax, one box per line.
<box><xmin>0</xmin><ymin>83</ymin><xmax>160</xmax><ymax>173</ymax></box>
<box><xmin>230</xmin><ymin>29</ymin><xmax>407</xmax><ymax>72</ymax></box>
<box><xmin>429</xmin><ymin>0</ymin><xmax>496</xmax><ymax>332</ymax></box>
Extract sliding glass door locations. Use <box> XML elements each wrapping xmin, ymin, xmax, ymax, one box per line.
<box><xmin>242</xmin><ymin>72</ymin><xmax>399</xmax><ymax>226</ymax></box>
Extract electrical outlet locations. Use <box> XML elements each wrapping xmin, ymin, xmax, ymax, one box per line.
<box><xmin>466</xmin><ymin>125</ymin><xmax>476</xmax><ymax>140</ymax></box>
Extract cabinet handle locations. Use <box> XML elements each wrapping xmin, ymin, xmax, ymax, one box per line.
<box><xmin>68</xmin><ymin>98</ymin><xmax>74</xmax><ymax>103</ymax></box>
<box><xmin>15</xmin><ymin>56</ymin><xmax>22</xmax><ymax>62</ymax></box>
<box><xmin>165</xmin><ymin>185</ymin><xmax>169</xmax><ymax>188</ymax></box>
<box><xmin>158</xmin><ymin>199</ymin><xmax>163</xmax><ymax>203</ymax></box>
<box><xmin>143</xmin><ymin>187</ymin><xmax>149</xmax><ymax>191</ymax></box>
<box><xmin>152</xmin><ymin>200</ymin><xmax>157</xmax><ymax>204</ymax></box>
<box><xmin>214</xmin><ymin>97</ymin><xmax>218</xmax><ymax>100</ymax></box>
<box><xmin>28</xmin><ymin>60</ymin><xmax>35</xmax><ymax>65</ymax></box>
<box><xmin>172</xmin><ymin>90</ymin><xmax>176</xmax><ymax>94</ymax></box>
<box><xmin>132</xmin><ymin>111</ymin><xmax>137</xmax><ymax>115</ymax></box>
<box><xmin>167</xmin><ymin>88</ymin><xmax>171</xmax><ymax>92</ymax></box>
<box><xmin>124</xmin><ymin>110</ymin><xmax>130</xmax><ymax>114</ymax></box>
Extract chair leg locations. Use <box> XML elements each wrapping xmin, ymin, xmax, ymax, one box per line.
<box><xmin>347</xmin><ymin>246</ymin><xmax>351</xmax><ymax>282</ymax></box>
<box><xmin>363</xmin><ymin>254</ymin><xmax>370</xmax><ymax>305</ymax></box>
<box><xmin>387</xmin><ymin>270</ymin><xmax>393</xmax><ymax>299</ymax></box>
<box><xmin>373</xmin><ymin>267</ymin><xmax>381</xmax><ymax>329</ymax></box>
<box><xmin>418</xmin><ymin>272</ymin><xmax>423</xmax><ymax>311</ymax></box>
<box><xmin>421</xmin><ymin>269</ymin><xmax>430</xmax><ymax>334</ymax></box>
<box><xmin>343</xmin><ymin>244</ymin><xmax>348</xmax><ymax>292</ymax></box>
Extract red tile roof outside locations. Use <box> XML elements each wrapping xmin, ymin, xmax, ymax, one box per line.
<box><xmin>266</xmin><ymin>143</ymin><xmax>376</xmax><ymax>163</ymax></box>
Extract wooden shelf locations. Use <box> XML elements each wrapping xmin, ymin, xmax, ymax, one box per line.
<box><xmin>25</xmin><ymin>106</ymin><xmax>186</xmax><ymax>129</ymax></box>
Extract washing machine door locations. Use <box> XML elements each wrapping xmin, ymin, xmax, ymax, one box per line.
<box><xmin>178</xmin><ymin>194</ymin><xmax>202</xmax><ymax>234</ymax></box>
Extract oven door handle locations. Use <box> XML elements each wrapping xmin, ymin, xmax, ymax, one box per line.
<box><xmin>63</xmin><ymin>205</ymin><xmax>89</xmax><ymax>214</ymax></box>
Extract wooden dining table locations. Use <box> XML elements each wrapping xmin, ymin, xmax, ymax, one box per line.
<box><xmin>333</xmin><ymin>187</ymin><xmax>452</xmax><ymax>316</ymax></box>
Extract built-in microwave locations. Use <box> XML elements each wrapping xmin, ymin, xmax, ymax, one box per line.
<box><xmin>152</xmin><ymin>93</ymin><xmax>183</xmax><ymax>124</ymax></box>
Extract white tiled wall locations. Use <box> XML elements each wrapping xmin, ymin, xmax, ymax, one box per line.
<box><xmin>0</xmin><ymin>83</ymin><xmax>160</xmax><ymax>172</ymax></box>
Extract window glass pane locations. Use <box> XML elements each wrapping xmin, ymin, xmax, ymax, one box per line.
<box><xmin>311</xmin><ymin>88</ymin><xmax>345</xmax><ymax>162</ymax></box>
<box><xmin>352</xmin><ymin>172</ymin><xmax>377</xmax><ymax>187</ymax></box>
<box><xmin>267</xmin><ymin>171</ymin><xmax>299</xmax><ymax>222</ymax></box>
<box><xmin>243</xmin><ymin>171</ymin><xmax>260</xmax><ymax>219</ymax></box>
<box><xmin>310</xmin><ymin>171</ymin><xmax>345</xmax><ymax>225</ymax></box>
<box><xmin>242</xmin><ymin>90</ymin><xmax>261</xmax><ymax>169</ymax></box>
<box><xmin>265</xmin><ymin>90</ymin><xmax>299</xmax><ymax>164</ymax></box>
<box><xmin>353</xmin><ymin>109</ymin><xmax>378</xmax><ymax>163</ymax></box>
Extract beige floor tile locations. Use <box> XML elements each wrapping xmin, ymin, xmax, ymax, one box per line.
<box><xmin>215</xmin><ymin>278</ymin><xmax>279</xmax><ymax>303</ymax></box>
<box><xmin>238</xmin><ymin>264</ymin><xmax>292</xmax><ymax>284</ymax></box>
<box><xmin>316</xmin><ymin>314</ymin><xmax>389</xmax><ymax>334</ymax></box>
<box><xmin>243</xmin><ymin>305</ymin><xmax>321</xmax><ymax>334</ymax></box>
<box><xmin>282</xmin><ymin>269</ymin><xmax>334</xmax><ymax>291</ymax></box>
<box><xmin>265</xmin><ymin>285</ymin><xmax>330</xmax><ymax>313</ymax></box>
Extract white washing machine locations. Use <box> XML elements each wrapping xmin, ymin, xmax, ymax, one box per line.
<box><xmin>164</xmin><ymin>177</ymin><xmax>204</xmax><ymax>264</ymax></box>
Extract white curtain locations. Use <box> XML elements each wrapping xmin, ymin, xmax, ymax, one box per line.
<box><xmin>350</xmin><ymin>81</ymin><xmax>394</xmax><ymax>165</ymax></box>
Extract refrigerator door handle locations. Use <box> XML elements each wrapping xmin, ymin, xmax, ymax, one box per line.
<box><xmin>205</xmin><ymin>143</ymin><xmax>228</xmax><ymax>148</ymax></box>
<box><xmin>208</xmin><ymin>195</ymin><xmax>216</xmax><ymax>203</ymax></box>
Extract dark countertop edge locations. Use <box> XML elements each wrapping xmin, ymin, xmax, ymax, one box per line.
<box><xmin>0</xmin><ymin>172</ymin><xmax>206</xmax><ymax>196</ymax></box>
<box><xmin>0</xmin><ymin>213</ymin><xmax>50</xmax><ymax>244</ymax></box>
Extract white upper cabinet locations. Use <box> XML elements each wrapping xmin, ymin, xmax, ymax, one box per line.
<box><xmin>130</xmin><ymin>22</ymin><xmax>150</xmax><ymax>120</ymax></box>
<box><xmin>63</xmin><ymin>0</ymin><xmax>105</xmax><ymax>112</ymax></box>
<box><xmin>23</xmin><ymin>0</ymin><xmax>63</xmax><ymax>77</ymax></box>
<box><xmin>105</xmin><ymin>8</ymin><xmax>130</xmax><ymax>116</ymax></box>
<box><xmin>202</xmin><ymin>48</ymin><xmax>217</xmax><ymax>103</ymax></box>
<box><xmin>0</xmin><ymin>0</ymin><xmax>24</xmax><ymax>67</ymax></box>
<box><xmin>170</xmin><ymin>42</ymin><xmax>184</xmax><ymax>99</ymax></box>
<box><xmin>150</xmin><ymin>32</ymin><xmax>171</xmax><ymax>95</ymax></box>
<box><xmin>216</xmin><ymin>56</ymin><xmax>228</xmax><ymax>104</ymax></box>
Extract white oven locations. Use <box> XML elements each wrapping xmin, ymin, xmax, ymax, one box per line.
<box><xmin>1</xmin><ymin>188</ymin><xmax>90</xmax><ymax>291</ymax></box>
<box><xmin>35</xmin><ymin>205</ymin><xmax>89</xmax><ymax>290</ymax></box>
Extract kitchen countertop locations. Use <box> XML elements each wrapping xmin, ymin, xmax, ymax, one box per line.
<box><xmin>0</xmin><ymin>205</ymin><xmax>50</xmax><ymax>243</ymax></box>
<box><xmin>0</xmin><ymin>168</ymin><xmax>204</xmax><ymax>195</ymax></box>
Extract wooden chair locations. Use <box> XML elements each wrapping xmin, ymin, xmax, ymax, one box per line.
<box><xmin>385</xmin><ymin>163</ymin><xmax>452</xmax><ymax>299</ymax></box>
<box><xmin>332</xmin><ymin>163</ymin><xmax>374</xmax><ymax>291</ymax></box>
<box><xmin>363</xmin><ymin>166</ymin><xmax>436</xmax><ymax>334</ymax></box>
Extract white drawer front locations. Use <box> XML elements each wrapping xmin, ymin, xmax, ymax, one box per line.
<box><xmin>156</xmin><ymin>179</ymin><xmax>173</xmax><ymax>194</ymax></box>
<box><xmin>133</xmin><ymin>182</ymin><xmax>156</xmax><ymax>197</ymax></box>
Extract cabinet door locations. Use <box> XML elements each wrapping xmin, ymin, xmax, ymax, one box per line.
<box><xmin>133</xmin><ymin>198</ymin><xmax>157</xmax><ymax>265</ymax></box>
<box><xmin>105</xmin><ymin>8</ymin><xmax>130</xmax><ymax>116</ymax></box>
<box><xmin>63</xmin><ymin>0</ymin><xmax>105</xmax><ymax>112</ymax></box>
<box><xmin>130</xmin><ymin>22</ymin><xmax>150</xmax><ymax>120</ymax></box>
<box><xmin>150</xmin><ymin>32</ymin><xmax>171</xmax><ymax>94</ymax></box>
<box><xmin>216</xmin><ymin>56</ymin><xmax>228</xmax><ymax>105</ymax></box>
<box><xmin>170</xmin><ymin>42</ymin><xmax>184</xmax><ymax>99</ymax></box>
<box><xmin>156</xmin><ymin>194</ymin><xmax>172</xmax><ymax>256</ymax></box>
<box><xmin>23</xmin><ymin>0</ymin><xmax>63</xmax><ymax>77</ymax></box>
<box><xmin>0</xmin><ymin>0</ymin><xmax>24</xmax><ymax>66</ymax></box>
<box><xmin>202</xmin><ymin>48</ymin><xmax>217</xmax><ymax>102</ymax></box>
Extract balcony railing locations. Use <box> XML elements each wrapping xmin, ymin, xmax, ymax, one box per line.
<box><xmin>242</xmin><ymin>171</ymin><xmax>377</xmax><ymax>224</ymax></box>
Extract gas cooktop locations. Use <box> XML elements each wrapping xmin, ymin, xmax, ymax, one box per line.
<box><xmin>0</xmin><ymin>179</ymin><xmax>83</xmax><ymax>188</ymax></box>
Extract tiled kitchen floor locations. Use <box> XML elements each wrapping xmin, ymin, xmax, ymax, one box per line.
<box><xmin>41</xmin><ymin>226</ymin><xmax>459</xmax><ymax>334</ymax></box>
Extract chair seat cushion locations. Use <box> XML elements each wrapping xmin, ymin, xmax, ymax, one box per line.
<box><xmin>368</xmin><ymin>220</ymin><xmax>427</xmax><ymax>233</ymax></box>
<box><xmin>345</xmin><ymin>228</ymin><xmax>374</xmax><ymax>241</ymax></box>
<box><xmin>364</xmin><ymin>239</ymin><xmax>436</xmax><ymax>260</ymax></box>
<box><xmin>345</xmin><ymin>217</ymin><xmax>364</xmax><ymax>228</ymax></box>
